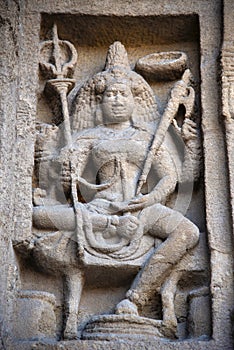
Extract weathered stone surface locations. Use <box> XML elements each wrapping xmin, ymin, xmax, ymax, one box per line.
<box><xmin>0</xmin><ymin>1</ymin><xmax>233</xmax><ymax>349</ymax></box>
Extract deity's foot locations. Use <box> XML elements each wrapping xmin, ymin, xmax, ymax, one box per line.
<box><xmin>82</xmin><ymin>295</ymin><xmax>166</xmax><ymax>341</ymax></box>
<box><xmin>126</xmin><ymin>288</ymin><xmax>150</xmax><ymax>307</ymax></box>
<box><xmin>63</xmin><ymin>314</ymin><xmax>78</xmax><ymax>340</ymax></box>
<box><xmin>115</xmin><ymin>298</ymin><xmax>138</xmax><ymax>316</ymax></box>
<box><xmin>161</xmin><ymin>318</ymin><xmax>177</xmax><ymax>339</ymax></box>
<box><xmin>81</xmin><ymin>313</ymin><xmax>164</xmax><ymax>341</ymax></box>
<box><xmin>63</xmin><ymin>330</ymin><xmax>78</xmax><ymax>340</ymax></box>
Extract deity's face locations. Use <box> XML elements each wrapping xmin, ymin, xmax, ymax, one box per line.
<box><xmin>101</xmin><ymin>83</ymin><xmax>135</xmax><ymax>125</ymax></box>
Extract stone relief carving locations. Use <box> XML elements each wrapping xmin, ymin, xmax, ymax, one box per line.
<box><xmin>13</xmin><ymin>24</ymin><xmax>209</xmax><ymax>342</ymax></box>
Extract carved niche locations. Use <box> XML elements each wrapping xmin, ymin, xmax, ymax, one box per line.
<box><xmin>13</xmin><ymin>15</ymin><xmax>210</xmax><ymax>343</ymax></box>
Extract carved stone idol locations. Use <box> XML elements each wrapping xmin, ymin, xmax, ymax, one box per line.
<box><xmin>14</xmin><ymin>25</ymin><xmax>206</xmax><ymax>342</ymax></box>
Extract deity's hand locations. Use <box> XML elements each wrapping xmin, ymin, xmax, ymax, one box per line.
<box><xmin>33</xmin><ymin>188</ymin><xmax>47</xmax><ymax>206</ymax></box>
<box><xmin>109</xmin><ymin>201</ymin><xmax>129</xmax><ymax>213</ymax></box>
<box><xmin>60</xmin><ymin>159</ymin><xmax>71</xmax><ymax>192</ymax></box>
<box><xmin>58</xmin><ymin>146</ymin><xmax>74</xmax><ymax>163</ymax></box>
<box><xmin>110</xmin><ymin>194</ymin><xmax>155</xmax><ymax>213</ymax></box>
<box><xmin>124</xmin><ymin>194</ymin><xmax>155</xmax><ymax>212</ymax></box>
<box><xmin>116</xmin><ymin>215</ymin><xmax>140</xmax><ymax>240</ymax></box>
<box><xmin>180</xmin><ymin>118</ymin><xmax>202</xmax><ymax>183</ymax></box>
<box><xmin>181</xmin><ymin>118</ymin><xmax>198</xmax><ymax>142</ymax></box>
<box><xmin>58</xmin><ymin>146</ymin><xmax>76</xmax><ymax>193</ymax></box>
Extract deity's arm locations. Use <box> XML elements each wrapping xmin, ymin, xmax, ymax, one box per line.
<box><xmin>149</xmin><ymin>146</ymin><xmax>178</xmax><ymax>205</ymax></box>
<box><xmin>33</xmin><ymin>204</ymin><xmax>116</xmax><ymax>231</ymax></box>
<box><xmin>180</xmin><ymin>119</ymin><xmax>202</xmax><ymax>183</ymax></box>
<box><xmin>124</xmin><ymin>146</ymin><xmax>178</xmax><ymax>212</ymax></box>
<box><xmin>60</xmin><ymin>137</ymin><xmax>93</xmax><ymax>195</ymax></box>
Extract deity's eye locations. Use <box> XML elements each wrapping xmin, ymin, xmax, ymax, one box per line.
<box><xmin>121</xmin><ymin>91</ymin><xmax>128</xmax><ymax>97</ymax></box>
<box><xmin>105</xmin><ymin>92</ymin><xmax>114</xmax><ymax>97</ymax></box>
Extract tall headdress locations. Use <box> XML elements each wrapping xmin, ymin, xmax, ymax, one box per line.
<box><xmin>70</xmin><ymin>42</ymin><xmax>159</xmax><ymax>132</ymax></box>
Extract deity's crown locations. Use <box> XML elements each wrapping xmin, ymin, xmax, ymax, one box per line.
<box><xmin>105</xmin><ymin>41</ymin><xmax>131</xmax><ymax>71</ymax></box>
<box><xmin>95</xmin><ymin>41</ymin><xmax>133</xmax><ymax>95</ymax></box>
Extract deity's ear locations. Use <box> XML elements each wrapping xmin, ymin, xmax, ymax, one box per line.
<box><xmin>96</xmin><ymin>95</ymin><xmax>102</xmax><ymax>103</ymax></box>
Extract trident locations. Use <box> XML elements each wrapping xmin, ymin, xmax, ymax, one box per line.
<box><xmin>39</xmin><ymin>24</ymin><xmax>78</xmax><ymax>147</ymax></box>
<box><xmin>39</xmin><ymin>25</ymin><xmax>82</xmax><ymax>339</ymax></box>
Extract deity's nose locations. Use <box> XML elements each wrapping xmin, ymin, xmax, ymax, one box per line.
<box><xmin>114</xmin><ymin>92</ymin><xmax>124</xmax><ymax>104</ymax></box>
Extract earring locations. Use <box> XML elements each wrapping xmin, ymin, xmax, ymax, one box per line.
<box><xmin>95</xmin><ymin>105</ymin><xmax>103</xmax><ymax>126</ymax></box>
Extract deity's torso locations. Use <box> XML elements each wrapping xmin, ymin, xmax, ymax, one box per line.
<box><xmin>73</xmin><ymin>123</ymin><xmax>155</xmax><ymax>202</ymax></box>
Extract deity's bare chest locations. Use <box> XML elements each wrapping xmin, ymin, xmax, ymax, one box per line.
<box><xmin>91</xmin><ymin>129</ymin><xmax>150</xmax><ymax>167</ymax></box>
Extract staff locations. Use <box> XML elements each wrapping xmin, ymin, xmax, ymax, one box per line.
<box><xmin>136</xmin><ymin>68</ymin><xmax>195</xmax><ymax>195</ymax></box>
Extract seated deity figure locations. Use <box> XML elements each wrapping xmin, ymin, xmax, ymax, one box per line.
<box><xmin>32</xmin><ymin>41</ymin><xmax>200</xmax><ymax>339</ymax></box>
